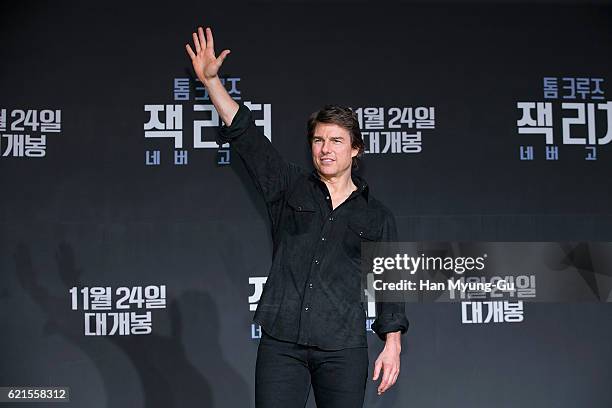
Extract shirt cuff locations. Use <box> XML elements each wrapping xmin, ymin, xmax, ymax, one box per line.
<box><xmin>371</xmin><ymin>313</ymin><xmax>409</xmax><ymax>341</ymax></box>
<box><xmin>216</xmin><ymin>103</ymin><xmax>253</xmax><ymax>145</ymax></box>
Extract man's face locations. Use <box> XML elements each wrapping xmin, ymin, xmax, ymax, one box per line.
<box><xmin>311</xmin><ymin>123</ymin><xmax>358</xmax><ymax>179</ymax></box>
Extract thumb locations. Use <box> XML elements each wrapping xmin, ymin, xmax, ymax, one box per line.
<box><xmin>372</xmin><ymin>360</ymin><xmax>382</xmax><ymax>381</ymax></box>
<box><xmin>217</xmin><ymin>49</ymin><xmax>231</xmax><ymax>65</ymax></box>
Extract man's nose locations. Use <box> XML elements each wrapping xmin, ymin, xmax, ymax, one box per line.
<box><xmin>321</xmin><ymin>140</ymin><xmax>331</xmax><ymax>153</ymax></box>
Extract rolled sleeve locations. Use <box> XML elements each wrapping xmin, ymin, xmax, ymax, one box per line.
<box><xmin>371</xmin><ymin>207</ymin><xmax>409</xmax><ymax>342</ymax></box>
<box><xmin>372</xmin><ymin>312</ymin><xmax>409</xmax><ymax>341</ymax></box>
<box><xmin>216</xmin><ymin>103</ymin><xmax>253</xmax><ymax>145</ymax></box>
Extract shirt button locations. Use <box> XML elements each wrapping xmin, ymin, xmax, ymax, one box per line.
<box><xmin>314</xmin><ymin>259</ymin><xmax>320</xmax><ymax>264</ymax></box>
<box><xmin>359</xmin><ymin>231</ymin><xmax>364</xmax><ymax>236</ymax></box>
<box><xmin>297</xmin><ymin>205</ymin><xmax>302</xmax><ymax>211</ymax></box>
<box><xmin>308</xmin><ymin>283</ymin><xmax>313</xmax><ymax>288</ymax></box>
<box><xmin>321</xmin><ymin>237</ymin><xmax>326</xmax><ymax>241</ymax></box>
<box><xmin>328</xmin><ymin>216</ymin><xmax>334</xmax><ymax>221</ymax></box>
<box><xmin>325</xmin><ymin>196</ymin><xmax>330</xmax><ymax>200</ymax></box>
<box><xmin>304</xmin><ymin>307</ymin><xmax>310</xmax><ymax>311</ymax></box>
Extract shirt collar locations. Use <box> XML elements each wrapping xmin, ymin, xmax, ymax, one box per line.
<box><xmin>309</xmin><ymin>169</ymin><xmax>370</xmax><ymax>202</ymax></box>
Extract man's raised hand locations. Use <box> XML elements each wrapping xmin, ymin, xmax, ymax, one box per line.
<box><xmin>185</xmin><ymin>26</ymin><xmax>231</xmax><ymax>86</ymax></box>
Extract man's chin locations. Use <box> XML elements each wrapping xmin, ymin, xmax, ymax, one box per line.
<box><xmin>314</xmin><ymin>163</ymin><xmax>350</xmax><ymax>178</ymax></box>
<box><xmin>317</xmin><ymin>168</ymin><xmax>341</xmax><ymax>179</ymax></box>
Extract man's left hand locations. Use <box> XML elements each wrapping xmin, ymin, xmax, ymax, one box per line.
<box><xmin>372</xmin><ymin>331</ymin><xmax>401</xmax><ymax>395</ymax></box>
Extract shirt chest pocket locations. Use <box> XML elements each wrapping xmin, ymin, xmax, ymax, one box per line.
<box><xmin>343</xmin><ymin>213</ymin><xmax>383</xmax><ymax>259</ymax></box>
<box><xmin>286</xmin><ymin>195</ymin><xmax>318</xmax><ymax>236</ymax></box>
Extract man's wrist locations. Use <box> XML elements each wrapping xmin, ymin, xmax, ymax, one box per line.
<box><xmin>202</xmin><ymin>74</ymin><xmax>221</xmax><ymax>89</ymax></box>
<box><xmin>384</xmin><ymin>330</ymin><xmax>402</xmax><ymax>351</ymax></box>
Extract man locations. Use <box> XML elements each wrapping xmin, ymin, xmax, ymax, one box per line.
<box><xmin>186</xmin><ymin>26</ymin><xmax>408</xmax><ymax>408</ymax></box>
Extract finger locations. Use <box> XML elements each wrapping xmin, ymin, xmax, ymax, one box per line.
<box><xmin>372</xmin><ymin>360</ymin><xmax>382</xmax><ymax>381</ymax></box>
<box><xmin>206</xmin><ymin>27</ymin><xmax>215</xmax><ymax>52</ymax></box>
<box><xmin>377</xmin><ymin>376</ymin><xmax>387</xmax><ymax>393</ymax></box>
<box><xmin>198</xmin><ymin>26</ymin><xmax>207</xmax><ymax>51</ymax></box>
<box><xmin>380</xmin><ymin>370</ymin><xmax>398</xmax><ymax>394</ymax></box>
<box><xmin>390</xmin><ymin>369</ymin><xmax>400</xmax><ymax>386</ymax></box>
<box><xmin>185</xmin><ymin>44</ymin><xmax>196</xmax><ymax>59</ymax></box>
<box><xmin>192</xmin><ymin>32</ymin><xmax>201</xmax><ymax>53</ymax></box>
<box><xmin>378</xmin><ymin>365</ymin><xmax>392</xmax><ymax>394</ymax></box>
<box><xmin>217</xmin><ymin>49</ymin><xmax>230</xmax><ymax>65</ymax></box>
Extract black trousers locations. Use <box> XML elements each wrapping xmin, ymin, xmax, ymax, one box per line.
<box><xmin>255</xmin><ymin>329</ymin><xmax>369</xmax><ymax>408</ymax></box>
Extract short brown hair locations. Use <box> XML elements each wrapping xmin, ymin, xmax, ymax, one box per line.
<box><xmin>306</xmin><ymin>105</ymin><xmax>365</xmax><ymax>169</ymax></box>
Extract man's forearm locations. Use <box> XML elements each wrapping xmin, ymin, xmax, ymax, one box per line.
<box><xmin>203</xmin><ymin>76</ymin><xmax>240</xmax><ymax>127</ymax></box>
<box><xmin>385</xmin><ymin>331</ymin><xmax>402</xmax><ymax>351</ymax></box>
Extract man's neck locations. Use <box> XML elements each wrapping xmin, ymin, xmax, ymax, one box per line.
<box><xmin>317</xmin><ymin>171</ymin><xmax>357</xmax><ymax>196</ymax></box>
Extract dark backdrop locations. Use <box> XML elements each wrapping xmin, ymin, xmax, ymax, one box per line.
<box><xmin>1</xmin><ymin>1</ymin><xmax>611</xmax><ymax>407</ymax></box>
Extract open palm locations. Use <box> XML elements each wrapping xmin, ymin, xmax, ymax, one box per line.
<box><xmin>185</xmin><ymin>26</ymin><xmax>230</xmax><ymax>84</ymax></box>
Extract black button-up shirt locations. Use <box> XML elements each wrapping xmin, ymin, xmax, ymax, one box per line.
<box><xmin>218</xmin><ymin>104</ymin><xmax>408</xmax><ymax>350</ymax></box>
